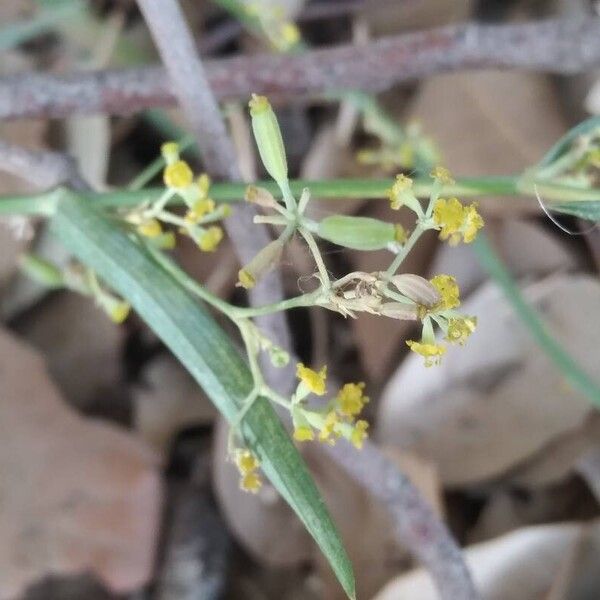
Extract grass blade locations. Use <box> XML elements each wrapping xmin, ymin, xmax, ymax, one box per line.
<box><xmin>50</xmin><ymin>191</ymin><xmax>356</xmax><ymax>599</ymax></box>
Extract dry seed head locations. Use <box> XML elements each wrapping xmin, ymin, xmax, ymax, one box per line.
<box><xmin>388</xmin><ymin>273</ymin><xmax>441</xmax><ymax>307</ymax></box>
<box><xmin>379</xmin><ymin>302</ymin><xmax>419</xmax><ymax>320</ymax></box>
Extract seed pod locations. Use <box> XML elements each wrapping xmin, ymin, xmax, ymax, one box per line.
<box><xmin>249</xmin><ymin>95</ymin><xmax>288</xmax><ymax>186</ymax></box>
<box><xmin>389</xmin><ymin>273</ymin><xmax>440</xmax><ymax>307</ymax></box>
<box><xmin>317</xmin><ymin>215</ymin><xmax>396</xmax><ymax>251</ymax></box>
<box><xmin>379</xmin><ymin>302</ymin><xmax>419</xmax><ymax>320</ymax></box>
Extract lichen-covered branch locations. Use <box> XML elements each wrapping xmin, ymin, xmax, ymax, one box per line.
<box><xmin>1</xmin><ymin>17</ymin><xmax>599</xmax><ymax>120</ymax></box>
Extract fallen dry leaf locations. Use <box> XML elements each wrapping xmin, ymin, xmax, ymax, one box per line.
<box><xmin>308</xmin><ymin>444</ymin><xmax>441</xmax><ymax>600</ymax></box>
<box><xmin>508</xmin><ymin>412</ymin><xmax>600</xmax><ymax>488</ymax></box>
<box><xmin>378</xmin><ymin>275</ymin><xmax>600</xmax><ymax>486</ymax></box>
<box><xmin>133</xmin><ymin>353</ymin><xmax>217</xmax><ymax>453</ymax></box>
<box><xmin>362</xmin><ymin>0</ymin><xmax>473</xmax><ymax>35</ymax></box>
<box><xmin>373</xmin><ymin>521</ymin><xmax>598</xmax><ymax>600</ymax></box>
<box><xmin>0</xmin><ymin>326</ymin><xmax>162</xmax><ymax>598</ymax></box>
<box><xmin>408</xmin><ymin>71</ymin><xmax>567</xmax><ymax>216</ymax></box>
<box><xmin>13</xmin><ymin>292</ymin><xmax>125</xmax><ymax>411</ymax></box>
<box><xmin>430</xmin><ymin>219</ymin><xmax>578</xmax><ymax>298</ymax></box>
<box><xmin>212</xmin><ymin>417</ymin><xmax>313</xmax><ymax>568</ymax></box>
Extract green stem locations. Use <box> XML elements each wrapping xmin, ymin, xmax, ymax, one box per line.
<box><xmin>144</xmin><ymin>242</ymin><xmax>235</xmax><ymax>316</ymax></box>
<box><xmin>5</xmin><ymin>175</ymin><xmax>600</xmax><ymax>216</ymax></box>
<box><xmin>230</xmin><ymin>290</ymin><xmax>321</xmax><ymax>318</ymax></box>
<box><xmin>299</xmin><ymin>227</ymin><xmax>330</xmax><ymax>287</ymax></box>
<box><xmin>385</xmin><ymin>225</ymin><xmax>426</xmax><ymax>277</ymax></box>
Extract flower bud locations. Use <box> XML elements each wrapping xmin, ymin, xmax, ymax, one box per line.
<box><xmin>249</xmin><ymin>94</ymin><xmax>288</xmax><ymax>186</ymax></box>
<box><xmin>97</xmin><ymin>293</ymin><xmax>131</xmax><ymax>324</ymax></box>
<box><xmin>160</xmin><ymin>141</ymin><xmax>179</xmax><ymax>165</ymax></box>
<box><xmin>388</xmin><ymin>274</ymin><xmax>440</xmax><ymax>307</ymax></box>
<box><xmin>317</xmin><ymin>215</ymin><xmax>396</xmax><ymax>251</ymax></box>
<box><xmin>245</xmin><ymin>185</ymin><xmax>280</xmax><ymax>210</ymax></box>
<box><xmin>268</xmin><ymin>345</ymin><xmax>290</xmax><ymax>368</ymax></box>
<box><xmin>237</xmin><ymin>239</ymin><xmax>284</xmax><ymax>289</ymax></box>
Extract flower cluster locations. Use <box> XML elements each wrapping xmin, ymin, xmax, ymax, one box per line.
<box><xmin>128</xmin><ymin>142</ymin><xmax>231</xmax><ymax>253</ymax></box>
<box><xmin>356</xmin><ymin>111</ymin><xmax>440</xmax><ymax>173</ymax></box>
<box><xmin>292</xmin><ymin>364</ymin><xmax>370</xmax><ymax>449</ymax></box>
<box><xmin>234</xmin><ymin>449</ymin><xmax>262</xmax><ymax>493</ymax></box>
<box><xmin>387</xmin><ymin>168</ymin><xmax>484</xmax><ymax>247</ymax></box>
<box><xmin>406</xmin><ymin>274</ymin><xmax>477</xmax><ymax>366</ymax></box>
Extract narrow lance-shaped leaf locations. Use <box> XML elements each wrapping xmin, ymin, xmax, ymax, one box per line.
<box><xmin>50</xmin><ymin>191</ymin><xmax>356</xmax><ymax>600</ymax></box>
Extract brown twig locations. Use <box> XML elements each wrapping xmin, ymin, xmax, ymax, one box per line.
<box><xmin>1</xmin><ymin>17</ymin><xmax>600</xmax><ymax>120</ymax></box>
<box><xmin>325</xmin><ymin>441</ymin><xmax>478</xmax><ymax>599</ymax></box>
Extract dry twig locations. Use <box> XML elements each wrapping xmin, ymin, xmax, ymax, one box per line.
<box><xmin>1</xmin><ymin>17</ymin><xmax>600</xmax><ymax>120</ymax></box>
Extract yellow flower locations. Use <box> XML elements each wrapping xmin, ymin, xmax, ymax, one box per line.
<box><xmin>336</xmin><ymin>382</ymin><xmax>369</xmax><ymax>417</ymax></box>
<box><xmin>350</xmin><ymin>420</ymin><xmax>369</xmax><ymax>449</ymax></box>
<box><xmin>109</xmin><ymin>302</ymin><xmax>130</xmax><ymax>324</ymax></box>
<box><xmin>462</xmin><ymin>204</ymin><xmax>484</xmax><ymax>243</ymax></box>
<box><xmin>237</xmin><ymin>268</ymin><xmax>255</xmax><ymax>290</ymax></box>
<box><xmin>318</xmin><ymin>410</ymin><xmax>340</xmax><ymax>445</ymax></box>
<box><xmin>280</xmin><ymin>22</ymin><xmax>301</xmax><ymax>47</ymax></box>
<box><xmin>430</xmin><ymin>165</ymin><xmax>455</xmax><ymax>185</ymax></box>
<box><xmin>433</xmin><ymin>197</ymin><xmax>464</xmax><ymax>244</ymax></box>
<box><xmin>235</xmin><ymin>449</ymin><xmax>259</xmax><ymax>475</ymax></box>
<box><xmin>388</xmin><ymin>174</ymin><xmax>415</xmax><ymax>211</ymax></box>
<box><xmin>430</xmin><ymin>276</ymin><xmax>460</xmax><ymax>310</ymax></box>
<box><xmin>446</xmin><ymin>317</ymin><xmax>477</xmax><ymax>345</ymax></box>
<box><xmin>197</xmin><ymin>226</ymin><xmax>223</xmax><ymax>252</ymax></box>
<box><xmin>137</xmin><ymin>218</ymin><xmax>162</xmax><ymax>238</ymax></box>
<box><xmin>293</xmin><ymin>425</ymin><xmax>314</xmax><ymax>442</ymax></box>
<box><xmin>296</xmin><ymin>363</ymin><xmax>327</xmax><ymax>396</ymax></box>
<box><xmin>406</xmin><ymin>340</ymin><xmax>446</xmax><ymax>367</ymax></box>
<box><xmin>240</xmin><ymin>471</ymin><xmax>262</xmax><ymax>493</ymax></box>
<box><xmin>164</xmin><ymin>160</ymin><xmax>193</xmax><ymax>189</ymax></box>
<box><xmin>185</xmin><ymin>198</ymin><xmax>215</xmax><ymax>224</ymax></box>
<box><xmin>432</xmin><ymin>198</ymin><xmax>483</xmax><ymax>246</ymax></box>
<box><xmin>430</xmin><ymin>274</ymin><xmax>460</xmax><ymax>310</ymax></box>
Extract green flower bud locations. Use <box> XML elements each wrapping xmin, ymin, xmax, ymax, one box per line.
<box><xmin>268</xmin><ymin>345</ymin><xmax>290</xmax><ymax>368</ymax></box>
<box><xmin>236</xmin><ymin>238</ymin><xmax>284</xmax><ymax>289</ymax></box>
<box><xmin>249</xmin><ymin>94</ymin><xmax>288</xmax><ymax>186</ymax></box>
<box><xmin>317</xmin><ymin>215</ymin><xmax>396</xmax><ymax>251</ymax></box>
<box><xmin>20</xmin><ymin>254</ymin><xmax>64</xmax><ymax>288</ymax></box>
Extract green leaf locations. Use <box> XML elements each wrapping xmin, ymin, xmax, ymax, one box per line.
<box><xmin>537</xmin><ymin>115</ymin><xmax>600</xmax><ymax>168</ymax></box>
<box><xmin>551</xmin><ymin>200</ymin><xmax>600</xmax><ymax>222</ymax></box>
<box><xmin>50</xmin><ymin>191</ymin><xmax>355</xmax><ymax>600</ymax></box>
